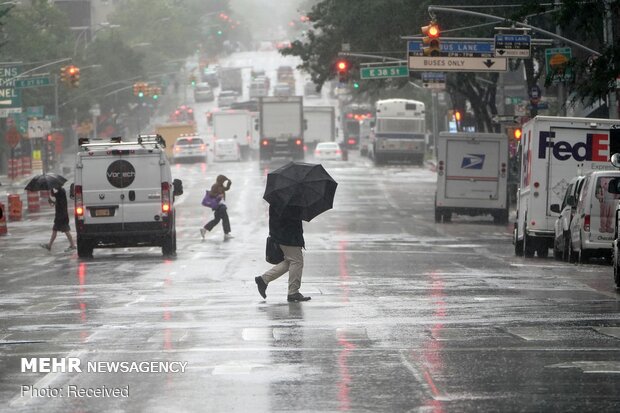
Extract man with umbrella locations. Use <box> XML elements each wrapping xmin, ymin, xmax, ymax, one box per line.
<box><xmin>26</xmin><ymin>173</ymin><xmax>76</xmax><ymax>252</ymax></box>
<box><xmin>255</xmin><ymin>162</ymin><xmax>337</xmax><ymax>302</ymax></box>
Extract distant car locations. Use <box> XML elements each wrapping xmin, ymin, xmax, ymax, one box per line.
<box><xmin>551</xmin><ymin>176</ymin><xmax>585</xmax><ymax>261</ymax></box>
<box><xmin>314</xmin><ymin>142</ymin><xmax>342</xmax><ymax>161</ymax></box>
<box><xmin>273</xmin><ymin>83</ymin><xmax>292</xmax><ymax>97</ymax></box>
<box><xmin>217</xmin><ymin>90</ymin><xmax>239</xmax><ymax>108</ymax></box>
<box><xmin>249</xmin><ymin>79</ymin><xmax>268</xmax><ymax>99</ymax></box>
<box><xmin>193</xmin><ymin>83</ymin><xmax>214</xmax><ymax>102</ymax></box>
<box><xmin>304</xmin><ymin>81</ymin><xmax>320</xmax><ymax>97</ymax></box>
<box><xmin>170</xmin><ymin>105</ymin><xmax>194</xmax><ymax>123</ymax></box>
<box><xmin>202</xmin><ymin>69</ymin><xmax>219</xmax><ymax>87</ymax></box>
<box><xmin>172</xmin><ymin>135</ymin><xmax>208</xmax><ymax>163</ymax></box>
<box><xmin>214</xmin><ymin>139</ymin><xmax>241</xmax><ymax>162</ymax></box>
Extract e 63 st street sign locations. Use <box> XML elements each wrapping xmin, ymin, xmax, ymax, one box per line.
<box><xmin>360</xmin><ymin>66</ymin><xmax>408</xmax><ymax>79</ymax></box>
<box><xmin>409</xmin><ymin>56</ymin><xmax>507</xmax><ymax>72</ymax></box>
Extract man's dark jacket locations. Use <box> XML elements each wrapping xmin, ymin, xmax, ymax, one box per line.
<box><xmin>269</xmin><ymin>205</ymin><xmax>304</xmax><ymax>248</ymax></box>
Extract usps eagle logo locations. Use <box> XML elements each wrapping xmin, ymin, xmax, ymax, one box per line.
<box><xmin>461</xmin><ymin>154</ymin><xmax>485</xmax><ymax>169</ymax></box>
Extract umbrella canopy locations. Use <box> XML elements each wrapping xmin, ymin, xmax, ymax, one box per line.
<box><xmin>24</xmin><ymin>173</ymin><xmax>67</xmax><ymax>191</ymax></box>
<box><xmin>263</xmin><ymin>161</ymin><xmax>338</xmax><ymax>222</ymax></box>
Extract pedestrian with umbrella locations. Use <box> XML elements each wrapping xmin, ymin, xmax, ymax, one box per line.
<box><xmin>255</xmin><ymin>162</ymin><xmax>337</xmax><ymax>302</ymax></box>
<box><xmin>25</xmin><ymin>173</ymin><xmax>76</xmax><ymax>252</ymax></box>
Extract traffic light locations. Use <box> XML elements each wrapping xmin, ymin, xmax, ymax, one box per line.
<box><xmin>133</xmin><ymin>83</ymin><xmax>140</xmax><ymax>96</ymax></box>
<box><xmin>454</xmin><ymin>110</ymin><xmax>462</xmax><ymax>131</ymax></box>
<box><xmin>336</xmin><ymin>60</ymin><xmax>349</xmax><ymax>83</ymax></box>
<box><xmin>67</xmin><ymin>65</ymin><xmax>80</xmax><ymax>88</ymax></box>
<box><xmin>189</xmin><ymin>75</ymin><xmax>197</xmax><ymax>87</ymax></box>
<box><xmin>60</xmin><ymin>66</ymin><xmax>68</xmax><ymax>85</ymax></box>
<box><xmin>353</xmin><ymin>81</ymin><xmax>360</xmax><ymax>89</ymax></box>
<box><xmin>508</xmin><ymin>127</ymin><xmax>522</xmax><ymax>141</ymax></box>
<box><xmin>421</xmin><ymin>21</ymin><xmax>441</xmax><ymax>56</ymax></box>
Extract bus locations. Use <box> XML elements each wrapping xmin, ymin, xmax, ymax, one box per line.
<box><xmin>369</xmin><ymin>99</ymin><xmax>426</xmax><ymax>165</ymax></box>
<box><xmin>340</xmin><ymin>103</ymin><xmax>373</xmax><ymax>150</ymax></box>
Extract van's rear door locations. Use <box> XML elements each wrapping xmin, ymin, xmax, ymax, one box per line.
<box><xmin>444</xmin><ymin>138</ymin><xmax>500</xmax><ymax>200</ymax></box>
<box><xmin>121</xmin><ymin>152</ymin><xmax>163</xmax><ymax>226</ymax></box>
<box><xmin>80</xmin><ymin>156</ymin><xmax>123</xmax><ymax>226</ymax></box>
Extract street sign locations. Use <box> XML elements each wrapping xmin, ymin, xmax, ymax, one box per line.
<box><xmin>0</xmin><ymin>65</ymin><xmax>22</xmax><ymax>109</ymax></box>
<box><xmin>14</xmin><ymin>76</ymin><xmax>51</xmax><ymax>89</ymax></box>
<box><xmin>545</xmin><ymin>47</ymin><xmax>573</xmax><ymax>83</ymax></box>
<box><xmin>5</xmin><ymin>126</ymin><xmax>21</xmax><ymax>148</ymax></box>
<box><xmin>9</xmin><ymin>112</ymin><xmax>28</xmax><ymax>134</ymax></box>
<box><xmin>409</xmin><ymin>56</ymin><xmax>507</xmax><ymax>72</ymax></box>
<box><xmin>360</xmin><ymin>66</ymin><xmax>408</xmax><ymax>79</ymax></box>
<box><xmin>408</xmin><ymin>40</ymin><xmax>493</xmax><ymax>57</ymax></box>
<box><xmin>494</xmin><ymin>34</ymin><xmax>531</xmax><ymax>58</ymax></box>
<box><xmin>492</xmin><ymin>115</ymin><xmax>519</xmax><ymax>124</ymax></box>
<box><xmin>421</xmin><ymin>72</ymin><xmax>446</xmax><ymax>89</ymax></box>
<box><xmin>0</xmin><ymin>107</ymin><xmax>22</xmax><ymax>118</ymax></box>
<box><xmin>28</xmin><ymin>119</ymin><xmax>52</xmax><ymax>139</ymax></box>
<box><xmin>26</xmin><ymin>106</ymin><xmax>44</xmax><ymax>118</ymax></box>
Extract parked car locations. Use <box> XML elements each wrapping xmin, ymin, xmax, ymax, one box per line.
<box><xmin>551</xmin><ymin>175</ymin><xmax>585</xmax><ymax>261</ymax></box>
<box><xmin>273</xmin><ymin>83</ymin><xmax>292</xmax><ymax>97</ymax></box>
<box><xmin>193</xmin><ymin>82</ymin><xmax>214</xmax><ymax>102</ymax></box>
<box><xmin>314</xmin><ymin>142</ymin><xmax>342</xmax><ymax>161</ymax></box>
<box><xmin>217</xmin><ymin>90</ymin><xmax>239</xmax><ymax>108</ymax></box>
<box><xmin>213</xmin><ymin>139</ymin><xmax>241</xmax><ymax>162</ymax></box>
<box><xmin>202</xmin><ymin>69</ymin><xmax>219</xmax><ymax>87</ymax></box>
<box><xmin>172</xmin><ymin>135</ymin><xmax>208</xmax><ymax>163</ymax></box>
<box><xmin>568</xmin><ymin>170</ymin><xmax>620</xmax><ymax>263</ymax></box>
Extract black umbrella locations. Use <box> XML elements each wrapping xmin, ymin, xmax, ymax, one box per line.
<box><xmin>263</xmin><ymin>161</ymin><xmax>338</xmax><ymax>222</ymax></box>
<box><xmin>24</xmin><ymin>173</ymin><xmax>67</xmax><ymax>191</ymax></box>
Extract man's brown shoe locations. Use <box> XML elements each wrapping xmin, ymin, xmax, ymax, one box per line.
<box><xmin>287</xmin><ymin>293</ymin><xmax>311</xmax><ymax>302</ymax></box>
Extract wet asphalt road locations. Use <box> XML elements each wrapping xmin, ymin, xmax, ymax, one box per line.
<box><xmin>1</xmin><ymin>152</ymin><xmax>620</xmax><ymax>412</ymax></box>
<box><xmin>2</xmin><ymin>52</ymin><xmax>620</xmax><ymax>412</ymax></box>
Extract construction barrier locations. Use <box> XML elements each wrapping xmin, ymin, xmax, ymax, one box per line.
<box><xmin>7</xmin><ymin>158</ymin><xmax>19</xmax><ymax>180</ymax></box>
<box><xmin>0</xmin><ymin>202</ymin><xmax>7</xmax><ymax>235</ymax></box>
<box><xmin>27</xmin><ymin>191</ymin><xmax>40</xmax><ymax>213</ymax></box>
<box><xmin>32</xmin><ymin>159</ymin><xmax>43</xmax><ymax>174</ymax></box>
<box><xmin>7</xmin><ymin>194</ymin><xmax>22</xmax><ymax>221</ymax></box>
<box><xmin>21</xmin><ymin>156</ymin><xmax>32</xmax><ymax>176</ymax></box>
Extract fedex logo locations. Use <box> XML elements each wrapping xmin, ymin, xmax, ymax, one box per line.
<box><xmin>538</xmin><ymin>131</ymin><xmax>609</xmax><ymax>162</ymax></box>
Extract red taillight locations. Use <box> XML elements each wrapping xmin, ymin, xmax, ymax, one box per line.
<box><xmin>295</xmin><ymin>139</ymin><xmax>302</xmax><ymax>146</ymax></box>
<box><xmin>315</xmin><ymin>149</ymin><xmax>320</xmax><ymax>155</ymax></box>
<box><xmin>347</xmin><ymin>138</ymin><xmax>356</xmax><ymax>145</ymax></box>
<box><xmin>336</xmin><ymin>149</ymin><xmax>342</xmax><ymax>155</ymax></box>
<box><xmin>262</xmin><ymin>139</ymin><xmax>269</xmax><ymax>146</ymax></box>
<box><xmin>346</xmin><ymin>113</ymin><xmax>353</xmax><ymax>119</ymax></box>
<box><xmin>584</xmin><ymin>215</ymin><xmax>590</xmax><ymax>231</ymax></box>
<box><xmin>161</xmin><ymin>182</ymin><xmax>171</xmax><ymax>215</ymax></box>
<box><xmin>200</xmin><ymin>144</ymin><xmax>206</xmax><ymax>151</ymax></box>
<box><xmin>533</xmin><ymin>181</ymin><xmax>540</xmax><ymax>188</ymax></box>
<box><xmin>74</xmin><ymin>185</ymin><xmax>84</xmax><ymax>219</ymax></box>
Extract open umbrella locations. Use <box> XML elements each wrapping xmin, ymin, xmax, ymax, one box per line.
<box><xmin>24</xmin><ymin>173</ymin><xmax>67</xmax><ymax>191</ymax></box>
<box><xmin>263</xmin><ymin>161</ymin><xmax>338</xmax><ymax>222</ymax></box>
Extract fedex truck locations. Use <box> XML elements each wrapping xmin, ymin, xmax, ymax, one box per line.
<box><xmin>514</xmin><ymin>116</ymin><xmax>620</xmax><ymax>258</ymax></box>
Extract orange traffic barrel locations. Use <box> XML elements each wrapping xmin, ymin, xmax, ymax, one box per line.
<box><xmin>7</xmin><ymin>194</ymin><xmax>22</xmax><ymax>221</ymax></box>
<box><xmin>0</xmin><ymin>202</ymin><xmax>7</xmax><ymax>235</ymax></box>
<box><xmin>21</xmin><ymin>156</ymin><xmax>32</xmax><ymax>176</ymax></box>
<box><xmin>27</xmin><ymin>190</ymin><xmax>40</xmax><ymax>213</ymax></box>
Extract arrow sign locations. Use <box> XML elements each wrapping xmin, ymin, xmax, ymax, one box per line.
<box><xmin>409</xmin><ymin>56</ymin><xmax>507</xmax><ymax>72</ymax></box>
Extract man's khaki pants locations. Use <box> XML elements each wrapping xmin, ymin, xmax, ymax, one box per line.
<box><xmin>262</xmin><ymin>244</ymin><xmax>303</xmax><ymax>295</ymax></box>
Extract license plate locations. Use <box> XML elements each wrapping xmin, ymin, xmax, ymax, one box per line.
<box><xmin>94</xmin><ymin>209</ymin><xmax>111</xmax><ymax>217</ymax></box>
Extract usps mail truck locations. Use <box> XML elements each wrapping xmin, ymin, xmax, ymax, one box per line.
<box><xmin>435</xmin><ymin>132</ymin><xmax>509</xmax><ymax>224</ymax></box>
<box><xmin>514</xmin><ymin>116</ymin><xmax>620</xmax><ymax>258</ymax></box>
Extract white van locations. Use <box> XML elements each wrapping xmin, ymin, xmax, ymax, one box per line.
<box><xmin>214</xmin><ymin>139</ymin><xmax>241</xmax><ymax>162</ymax></box>
<box><xmin>568</xmin><ymin>170</ymin><xmax>620</xmax><ymax>262</ymax></box>
<box><xmin>73</xmin><ymin>135</ymin><xmax>183</xmax><ymax>258</ymax></box>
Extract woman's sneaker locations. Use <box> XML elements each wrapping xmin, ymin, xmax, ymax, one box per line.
<box><xmin>40</xmin><ymin>243</ymin><xmax>51</xmax><ymax>251</ymax></box>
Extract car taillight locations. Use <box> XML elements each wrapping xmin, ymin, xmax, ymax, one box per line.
<box><xmin>295</xmin><ymin>139</ymin><xmax>302</xmax><ymax>146</ymax></box>
<box><xmin>347</xmin><ymin>138</ymin><xmax>356</xmax><ymax>145</ymax></box>
<box><xmin>161</xmin><ymin>182</ymin><xmax>171</xmax><ymax>215</ymax></box>
<box><xmin>315</xmin><ymin>149</ymin><xmax>320</xmax><ymax>155</ymax></box>
<box><xmin>336</xmin><ymin>149</ymin><xmax>342</xmax><ymax>155</ymax></box>
<box><xmin>262</xmin><ymin>139</ymin><xmax>269</xmax><ymax>146</ymax></box>
<box><xmin>74</xmin><ymin>185</ymin><xmax>84</xmax><ymax>219</ymax></box>
<box><xmin>584</xmin><ymin>215</ymin><xmax>590</xmax><ymax>231</ymax></box>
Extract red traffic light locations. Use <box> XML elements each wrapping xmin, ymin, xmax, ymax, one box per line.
<box><xmin>337</xmin><ymin>60</ymin><xmax>348</xmax><ymax>72</ymax></box>
<box><xmin>514</xmin><ymin>128</ymin><xmax>522</xmax><ymax>140</ymax></box>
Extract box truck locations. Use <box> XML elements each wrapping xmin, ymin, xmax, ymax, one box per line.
<box><xmin>514</xmin><ymin>116</ymin><xmax>620</xmax><ymax>258</ymax></box>
<box><xmin>258</xmin><ymin>96</ymin><xmax>304</xmax><ymax>162</ymax></box>
<box><xmin>304</xmin><ymin>106</ymin><xmax>335</xmax><ymax>152</ymax></box>
<box><xmin>435</xmin><ymin>132</ymin><xmax>509</xmax><ymax>224</ymax></box>
<box><xmin>211</xmin><ymin>110</ymin><xmax>253</xmax><ymax>160</ymax></box>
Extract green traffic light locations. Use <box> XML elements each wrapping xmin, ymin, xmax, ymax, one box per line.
<box><xmin>353</xmin><ymin>82</ymin><xmax>360</xmax><ymax>89</ymax></box>
<box><xmin>138</xmin><ymin>92</ymin><xmax>144</xmax><ymax>98</ymax></box>
<box><xmin>153</xmin><ymin>95</ymin><xmax>159</xmax><ymax>100</ymax></box>
<box><xmin>217</xmin><ymin>30</ymin><xmax>223</xmax><ymax>36</ymax></box>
